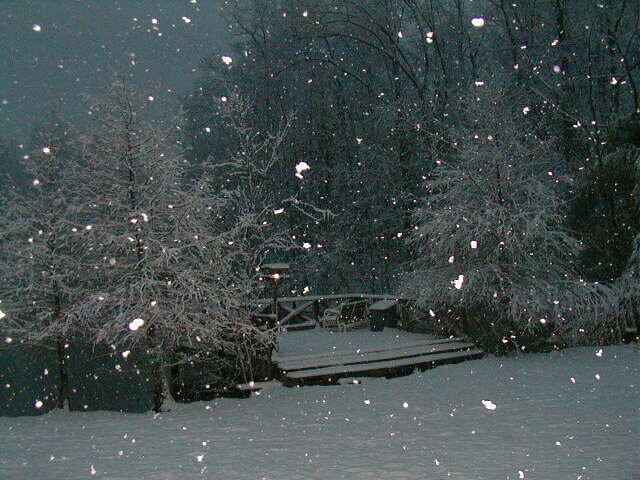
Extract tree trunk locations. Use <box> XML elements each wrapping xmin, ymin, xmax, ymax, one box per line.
<box><xmin>147</xmin><ymin>326</ymin><xmax>168</xmax><ymax>412</ymax></box>
<box><xmin>56</xmin><ymin>337</ymin><xmax>69</xmax><ymax>409</ymax></box>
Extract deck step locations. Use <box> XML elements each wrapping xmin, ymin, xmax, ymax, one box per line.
<box><xmin>285</xmin><ymin>348</ymin><xmax>484</xmax><ymax>381</ymax></box>
<box><xmin>279</xmin><ymin>341</ymin><xmax>476</xmax><ymax>372</ymax></box>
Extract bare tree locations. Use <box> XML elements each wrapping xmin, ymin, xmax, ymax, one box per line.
<box><xmin>0</xmin><ymin>116</ymin><xmax>82</xmax><ymax>408</ymax></box>
<box><xmin>69</xmin><ymin>82</ymin><xmax>283</xmax><ymax>410</ymax></box>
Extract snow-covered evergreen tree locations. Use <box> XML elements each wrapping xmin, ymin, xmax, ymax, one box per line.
<box><xmin>403</xmin><ymin>89</ymin><xmax>618</xmax><ymax>351</ymax></box>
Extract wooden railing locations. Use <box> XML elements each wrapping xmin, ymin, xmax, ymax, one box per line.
<box><xmin>252</xmin><ymin>293</ymin><xmax>413</xmax><ymax>329</ymax></box>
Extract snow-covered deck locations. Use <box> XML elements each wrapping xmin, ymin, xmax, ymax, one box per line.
<box><xmin>274</xmin><ymin>328</ymin><xmax>483</xmax><ymax>385</ymax></box>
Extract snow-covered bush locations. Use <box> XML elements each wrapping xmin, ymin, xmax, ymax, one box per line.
<box><xmin>403</xmin><ymin>90</ymin><xmax>618</xmax><ymax>352</ymax></box>
<box><xmin>617</xmin><ymin>233</ymin><xmax>640</xmax><ymax>335</ymax></box>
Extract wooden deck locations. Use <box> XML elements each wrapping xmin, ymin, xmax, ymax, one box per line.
<box><xmin>273</xmin><ymin>329</ymin><xmax>483</xmax><ymax>386</ymax></box>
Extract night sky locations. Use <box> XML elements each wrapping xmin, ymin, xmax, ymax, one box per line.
<box><xmin>0</xmin><ymin>0</ymin><xmax>229</xmax><ymax>140</ymax></box>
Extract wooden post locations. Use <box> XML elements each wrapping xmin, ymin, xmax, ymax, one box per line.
<box><xmin>272</xmin><ymin>282</ymin><xmax>278</xmax><ymax>329</ymax></box>
<box><xmin>56</xmin><ymin>336</ymin><xmax>69</xmax><ymax>409</ymax></box>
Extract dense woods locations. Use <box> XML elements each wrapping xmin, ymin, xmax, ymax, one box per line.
<box><xmin>0</xmin><ymin>0</ymin><xmax>638</xmax><ymax>408</ymax></box>
<box><xmin>184</xmin><ymin>0</ymin><xmax>638</xmax><ymax>342</ymax></box>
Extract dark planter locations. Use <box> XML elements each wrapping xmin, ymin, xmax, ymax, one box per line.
<box><xmin>369</xmin><ymin>299</ymin><xmax>399</xmax><ymax>331</ymax></box>
<box><xmin>370</xmin><ymin>311</ymin><xmax>385</xmax><ymax>332</ymax></box>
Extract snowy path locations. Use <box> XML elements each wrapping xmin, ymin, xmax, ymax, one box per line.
<box><xmin>1</xmin><ymin>345</ymin><xmax>637</xmax><ymax>480</ymax></box>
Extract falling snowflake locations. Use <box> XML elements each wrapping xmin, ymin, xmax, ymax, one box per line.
<box><xmin>302</xmin><ymin>242</ymin><xmax>312</xmax><ymax>249</ymax></box>
<box><xmin>181</xmin><ymin>16</ymin><xmax>192</xmax><ymax>24</ymax></box>
<box><xmin>471</xmin><ymin>17</ymin><xmax>485</xmax><ymax>27</ymax></box>
<box><xmin>35</xmin><ymin>400</ymin><xmax>43</xmax><ymax>409</ymax></box>
<box><xmin>221</xmin><ymin>56</ymin><xmax>233</xmax><ymax>65</ymax></box>
<box><xmin>0</xmin><ymin>310</ymin><xmax>6</xmax><ymax>320</ymax></box>
<box><xmin>295</xmin><ymin>161</ymin><xmax>310</xmax><ymax>178</ymax></box>
<box><xmin>295</xmin><ymin>161</ymin><xmax>310</xmax><ymax>173</ymax></box>
<box><xmin>452</xmin><ymin>275</ymin><xmax>464</xmax><ymax>289</ymax></box>
<box><xmin>32</xmin><ymin>24</ymin><xmax>42</xmax><ymax>32</ymax></box>
<box><xmin>470</xmin><ymin>241</ymin><xmax>478</xmax><ymax>249</ymax></box>
<box><xmin>128</xmin><ymin>318</ymin><xmax>145</xmax><ymax>331</ymax></box>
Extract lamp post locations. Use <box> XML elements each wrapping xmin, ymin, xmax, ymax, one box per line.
<box><xmin>260</xmin><ymin>263</ymin><xmax>290</xmax><ymax>329</ymax></box>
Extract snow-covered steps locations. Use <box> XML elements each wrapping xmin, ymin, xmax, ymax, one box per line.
<box><xmin>273</xmin><ymin>331</ymin><xmax>483</xmax><ymax>385</ymax></box>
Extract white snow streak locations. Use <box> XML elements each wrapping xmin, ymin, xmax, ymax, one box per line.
<box><xmin>482</xmin><ymin>400</ymin><xmax>497</xmax><ymax>410</ymax></box>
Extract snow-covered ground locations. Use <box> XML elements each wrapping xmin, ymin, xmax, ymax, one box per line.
<box><xmin>1</xmin><ymin>345</ymin><xmax>637</xmax><ymax>480</ymax></box>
